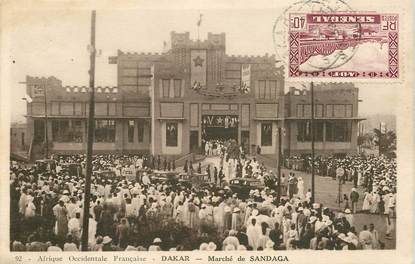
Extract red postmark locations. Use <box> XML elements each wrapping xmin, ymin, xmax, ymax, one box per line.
<box><xmin>288</xmin><ymin>13</ymin><xmax>399</xmax><ymax>79</ymax></box>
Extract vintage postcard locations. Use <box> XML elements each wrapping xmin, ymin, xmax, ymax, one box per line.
<box><xmin>0</xmin><ymin>0</ymin><xmax>413</xmax><ymax>264</ymax></box>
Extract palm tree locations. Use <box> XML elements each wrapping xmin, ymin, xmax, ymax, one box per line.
<box><xmin>373</xmin><ymin>128</ymin><xmax>396</xmax><ymax>157</ymax></box>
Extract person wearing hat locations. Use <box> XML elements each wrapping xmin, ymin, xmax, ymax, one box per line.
<box><xmin>199</xmin><ymin>242</ymin><xmax>209</xmax><ymax>251</ymax></box>
<box><xmin>222</xmin><ymin>230</ymin><xmax>240</xmax><ymax>250</ymax></box>
<box><xmin>102</xmin><ymin>236</ymin><xmax>116</xmax><ymax>251</ymax></box>
<box><xmin>148</xmin><ymin>237</ymin><xmax>162</xmax><ymax>251</ymax></box>
<box><xmin>207</xmin><ymin>241</ymin><xmax>217</xmax><ymax>251</ymax></box>
<box><xmin>336</xmin><ymin>233</ymin><xmax>352</xmax><ymax>250</ymax></box>
<box><xmin>231</xmin><ymin>207</ymin><xmax>242</xmax><ymax>231</ymax></box>
<box><xmin>344</xmin><ymin>208</ymin><xmax>354</xmax><ymax>227</ymax></box>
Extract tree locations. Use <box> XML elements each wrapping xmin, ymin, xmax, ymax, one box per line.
<box><xmin>373</xmin><ymin>128</ymin><xmax>396</xmax><ymax>157</ymax></box>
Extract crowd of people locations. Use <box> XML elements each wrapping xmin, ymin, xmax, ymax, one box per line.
<box><xmin>285</xmin><ymin>155</ymin><xmax>396</xmax><ymax>212</ymax></box>
<box><xmin>9</xmin><ymin>145</ymin><xmax>396</xmax><ymax>251</ymax></box>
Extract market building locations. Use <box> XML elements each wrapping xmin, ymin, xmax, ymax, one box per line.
<box><xmin>23</xmin><ymin>31</ymin><xmax>362</xmax><ymax>159</ymax></box>
<box><xmin>284</xmin><ymin>84</ymin><xmax>364</xmax><ymax>156</ymax></box>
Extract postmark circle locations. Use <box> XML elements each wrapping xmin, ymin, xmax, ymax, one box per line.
<box><xmin>273</xmin><ymin>0</ymin><xmax>356</xmax><ymax>72</ymax></box>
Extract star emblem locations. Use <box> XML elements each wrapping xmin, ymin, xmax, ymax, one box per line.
<box><xmin>216</xmin><ymin>117</ymin><xmax>223</xmax><ymax>125</ymax></box>
<box><xmin>193</xmin><ymin>56</ymin><xmax>204</xmax><ymax>67</ymax></box>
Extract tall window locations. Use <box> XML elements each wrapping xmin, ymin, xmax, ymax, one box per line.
<box><xmin>95</xmin><ymin>120</ymin><xmax>115</xmax><ymax>142</ymax></box>
<box><xmin>174</xmin><ymin>79</ymin><xmax>182</xmax><ymax>98</ymax></box>
<box><xmin>297</xmin><ymin>121</ymin><xmax>324</xmax><ymax>142</ymax></box>
<box><xmin>269</xmin><ymin>81</ymin><xmax>277</xmax><ymax>99</ymax></box>
<box><xmin>261</xmin><ymin>122</ymin><xmax>272</xmax><ymax>146</ymax></box>
<box><xmin>166</xmin><ymin>122</ymin><xmax>178</xmax><ymax>147</ymax></box>
<box><xmin>137</xmin><ymin>120</ymin><xmax>144</xmax><ymax>143</ymax></box>
<box><xmin>257</xmin><ymin>80</ymin><xmax>266</xmax><ymax>99</ymax></box>
<box><xmin>297</xmin><ymin>104</ymin><xmax>324</xmax><ymax>117</ymax></box>
<box><xmin>21</xmin><ymin>132</ymin><xmax>25</xmax><ymax>146</ymax></box>
<box><xmin>333</xmin><ymin>105</ymin><xmax>346</xmax><ymax>117</ymax></box>
<box><xmin>52</xmin><ymin>120</ymin><xmax>83</xmax><ymax>142</ymax></box>
<box><xmin>128</xmin><ymin>120</ymin><xmax>135</xmax><ymax>143</ymax></box>
<box><xmin>162</xmin><ymin>79</ymin><xmax>170</xmax><ymax>98</ymax></box>
<box><xmin>326</xmin><ymin>120</ymin><xmax>352</xmax><ymax>142</ymax></box>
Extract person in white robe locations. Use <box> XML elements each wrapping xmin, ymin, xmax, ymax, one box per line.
<box><xmin>297</xmin><ymin>177</ymin><xmax>305</xmax><ymax>200</ymax></box>
<box><xmin>68</xmin><ymin>213</ymin><xmax>82</xmax><ymax>241</ymax></box>
<box><xmin>362</xmin><ymin>192</ymin><xmax>372</xmax><ymax>212</ymax></box>
<box><xmin>18</xmin><ymin>190</ymin><xmax>28</xmax><ymax>215</ymax></box>
<box><xmin>24</xmin><ymin>196</ymin><xmax>36</xmax><ymax>219</ymax></box>
<box><xmin>247</xmin><ymin>218</ymin><xmax>261</xmax><ymax>250</ymax></box>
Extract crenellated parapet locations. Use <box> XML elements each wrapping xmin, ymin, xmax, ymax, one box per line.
<box><xmin>225</xmin><ymin>53</ymin><xmax>276</xmax><ymax>64</ymax></box>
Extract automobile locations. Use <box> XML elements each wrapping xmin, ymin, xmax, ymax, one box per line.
<box><xmin>93</xmin><ymin>170</ymin><xmax>116</xmax><ymax>181</ymax></box>
<box><xmin>60</xmin><ymin>163</ymin><xmax>83</xmax><ymax>177</ymax></box>
<box><xmin>151</xmin><ymin>170</ymin><xmax>180</xmax><ymax>185</ymax></box>
<box><xmin>229</xmin><ymin>178</ymin><xmax>265</xmax><ymax>199</ymax></box>
<box><xmin>35</xmin><ymin>159</ymin><xmax>56</xmax><ymax>171</ymax></box>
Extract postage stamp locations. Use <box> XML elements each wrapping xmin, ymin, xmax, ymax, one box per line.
<box><xmin>288</xmin><ymin>13</ymin><xmax>399</xmax><ymax>79</ymax></box>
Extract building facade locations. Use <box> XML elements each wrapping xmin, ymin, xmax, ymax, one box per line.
<box><xmin>24</xmin><ymin>32</ymin><xmax>361</xmax><ymax>159</ymax></box>
<box><xmin>10</xmin><ymin>123</ymin><xmax>29</xmax><ymax>155</ymax></box>
<box><xmin>283</xmin><ymin>84</ymin><xmax>363</xmax><ymax>156</ymax></box>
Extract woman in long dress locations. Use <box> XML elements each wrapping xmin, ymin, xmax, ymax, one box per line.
<box><xmin>362</xmin><ymin>192</ymin><xmax>372</xmax><ymax>212</ymax></box>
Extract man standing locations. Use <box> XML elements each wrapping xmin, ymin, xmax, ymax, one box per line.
<box><xmin>247</xmin><ymin>218</ymin><xmax>261</xmax><ymax>250</ymax></box>
<box><xmin>350</xmin><ymin>188</ymin><xmax>360</xmax><ymax>214</ymax></box>
<box><xmin>53</xmin><ymin>200</ymin><xmax>68</xmax><ymax>240</ymax></box>
<box><xmin>385</xmin><ymin>190</ymin><xmax>396</xmax><ymax>240</ymax></box>
<box><xmin>206</xmin><ymin>164</ymin><xmax>211</xmax><ymax>182</ymax></box>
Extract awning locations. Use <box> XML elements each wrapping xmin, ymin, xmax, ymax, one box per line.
<box><xmin>284</xmin><ymin>117</ymin><xmax>366</xmax><ymax>121</ymax></box>
<box><xmin>157</xmin><ymin>117</ymin><xmax>185</xmax><ymax>121</ymax></box>
<box><xmin>253</xmin><ymin>117</ymin><xmax>284</xmax><ymax>121</ymax></box>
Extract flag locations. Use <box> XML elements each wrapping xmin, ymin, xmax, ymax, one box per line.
<box><xmin>197</xmin><ymin>14</ymin><xmax>203</xmax><ymax>27</ymax></box>
<box><xmin>240</xmin><ymin>64</ymin><xmax>251</xmax><ymax>94</ymax></box>
<box><xmin>23</xmin><ymin>94</ymin><xmax>33</xmax><ymax>103</ymax></box>
<box><xmin>32</xmin><ymin>84</ymin><xmax>45</xmax><ymax>97</ymax></box>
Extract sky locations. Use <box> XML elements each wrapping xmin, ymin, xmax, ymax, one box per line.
<box><xmin>3</xmin><ymin>4</ymin><xmax>398</xmax><ymax>122</ymax></box>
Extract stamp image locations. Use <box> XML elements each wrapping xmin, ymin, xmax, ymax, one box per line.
<box><xmin>288</xmin><ymin>13</ymin><xmax>399</xmax><ymax>78</ymax></box>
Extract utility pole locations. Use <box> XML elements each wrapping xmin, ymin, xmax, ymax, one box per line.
<box><xmin>43</xmin><ymin>79</ymin><xmax>49</xmax><ymax>158</ymax></box>
<box><xmin>310</xmin><ymin>82</ymin><xmax>315</xmax><ymax>204</ymax></box>
<box><xmin>276</xmin><ymin>127</ymin><xmax>282</xmax><ymax>204</ymax></box>
<box><xmin>81</xmin><ymin>10</ymin><xmax>96</xmax><ymax>251</ymax></box>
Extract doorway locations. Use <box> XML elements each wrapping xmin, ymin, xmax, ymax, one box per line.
<box><xmin>201</xmin><ymin>115</ymin><xmax>239</xmax><ymax>142</ymax></box>
<box><xmin>34</xmin><ymin>119</ymin><xmax>45</xmax><ymax>143</ymax></box>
